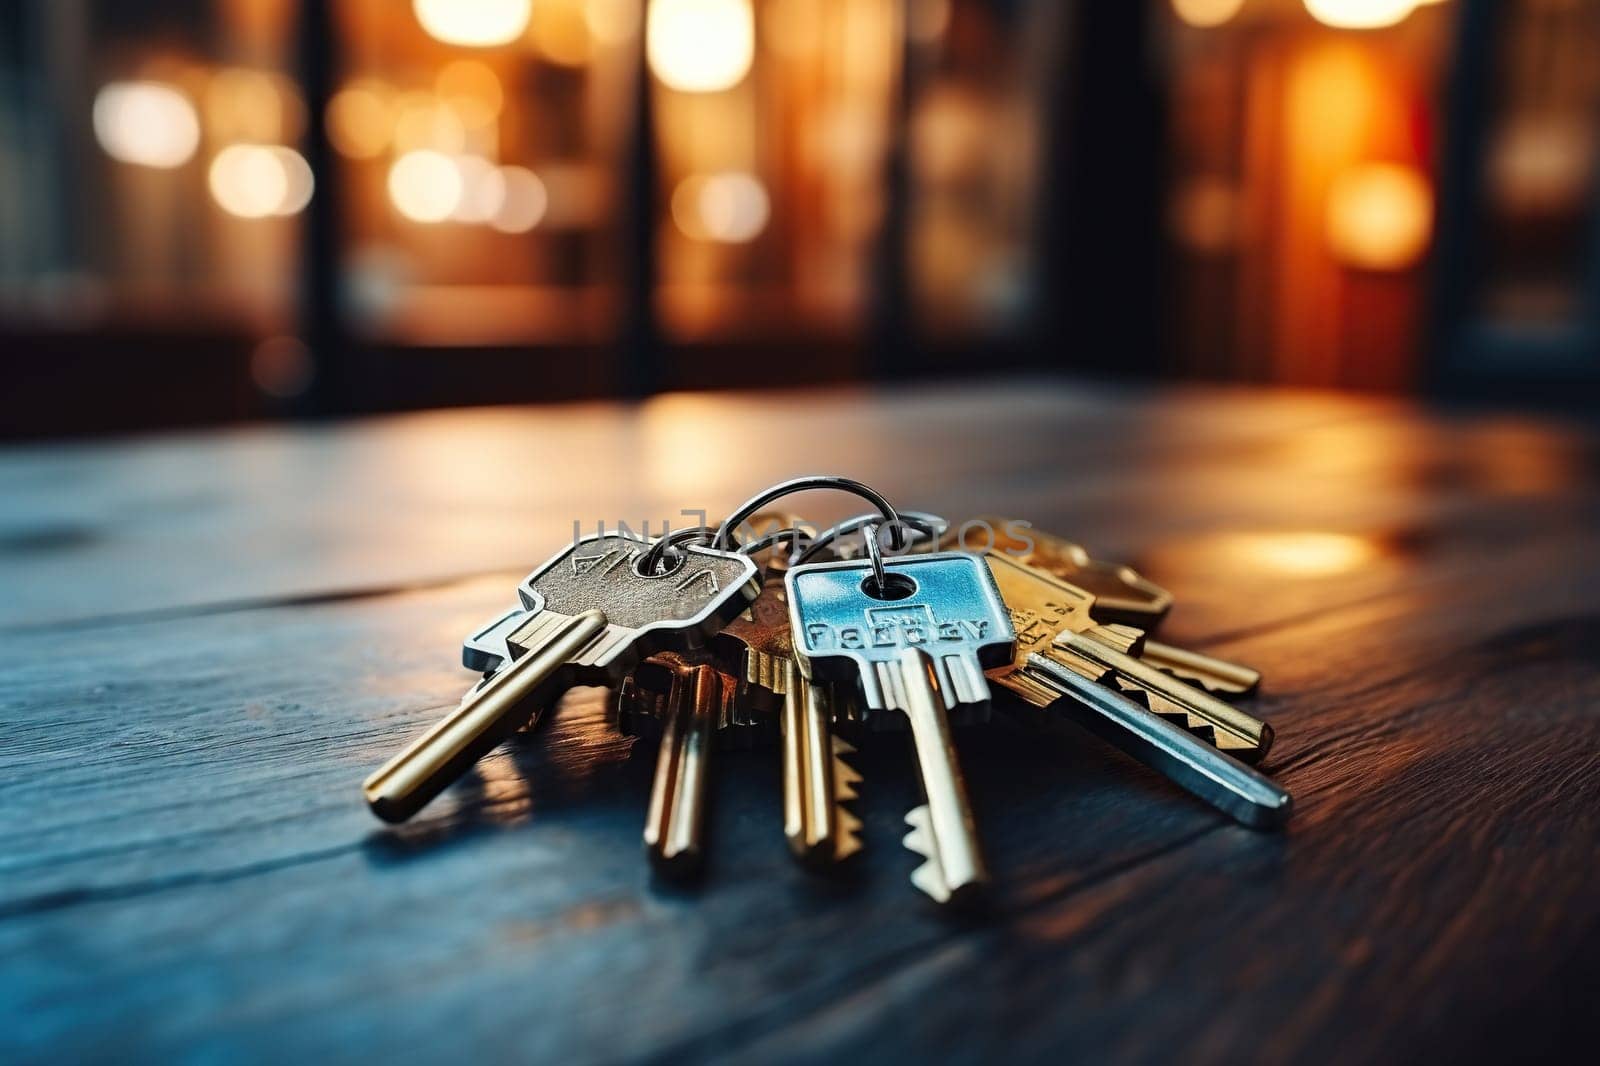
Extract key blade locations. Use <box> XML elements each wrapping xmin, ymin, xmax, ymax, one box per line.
<box><xmin>899</xmin><ymin>648</ymin><xmax>988</xmax><ymax>904</ymax></box>
<box><xmin>1060</xmin><ymin>630</ymin><xmax>1272</xmax><ymax>759</ymax></box>
<box><xmin>782</xmin><ymin>674</ymin><xmax>862</xmax><ymax>865</ymax></box>
<box><xmin>363</xmin><ymin>609</ymin><xmax>608</xmax><ymax>823</ymax></box>
<box><xmin>1024</xmin><ymin>652</ymin><xmax>1292</xmax><ymax>829</ymax></box>
<box><xmin>1139</xmin><ymin>638</ymin><xmax>1262</xmax><ymax>697</ymax></box>
<box><xmin>643</xmin><ymin>664</ymin><xmax>718</xmax><ymax>877</ymax></box>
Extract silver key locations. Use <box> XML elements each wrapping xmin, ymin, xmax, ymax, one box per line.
<box><xmin>365</xmin><ymin>532</ymin><xmax>759</xmax><ymax>822</ymax></box>
<box><xmin>1023</xmin><ymin>653</ymin><xmax>1291</xmax><ymax>828</ymax></box>
<box><xmin>786</xmin><ymin>552</ymin><xmax>1015</xmax><ymax>905</ymax></box>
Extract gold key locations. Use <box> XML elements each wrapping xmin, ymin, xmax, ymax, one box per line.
<box><xmin>983</xmin><ymin>551</ymin><xmax>1272</xmax><ymax>762</ymax></box>
<box><xmin>620</xmin><ymin>651</ymin><xmax>734</xmax><ymax>877</ymax></box>
<box><xmin>712</xmin><ymin>573</ymin><xmax>862</xmax><ymax>867</ymax></box>
<box><xmin>956</xmin><ymin>518</ymin><xmax>1262</xmax><ymax>697</ymax></box>
<box><xmin>980</xmin><ymin>552</ymin><xmax>1290</xmax><ymax>828</ymax></box>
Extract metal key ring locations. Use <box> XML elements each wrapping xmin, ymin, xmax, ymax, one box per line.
<box><xmin>790</xmin><ymin>510</ymin><xmax>948</xmax><ymax>567</ymax></box>
<box><xmin>736</xmin><ymin>525</ymin><xmax>815</xmax><ymax>558</ymax></box>
<box><xmin>712</xmin><ymin>475</ymin><xmax>907</xmax><ymax>552</ymax></box>
<box><xmin>860</xmin><ymin>522</ymin><xmax>889</xmax><ymax>595</ymax></box>
<box><xmin>638</xmin><ymin>524</ymin><xmax>719</xmax><ymax>575</ymax></box>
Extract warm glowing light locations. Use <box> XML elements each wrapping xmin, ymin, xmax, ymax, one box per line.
<box><xmin>450</xmin><ymin>155</ymin><xmax>506</xmax><ymax>223</ymax></box>
<box><xmin>1490</xmin><ymin>117</ymin><xmax>1593</xmax><ymax>215</ymax></box>
<box><xmin>413</xmin><ymin>0</ymin><xmax>532</xmax><ymax>47</ymax></box>
<box><xmin>389</xmin><ymin>150</ymin><xmax>463</xmax><ymax>223</ymax></box>
<box><xmin>205</xmin><ymin>69</ymin><xmax>293</xmax><ymax>143</ymax></box>
<box><xmin>271</xmin><ymin>146</ymin><xmax>314</xmax><ymax>215</ymax></box>
<box><xmin>490</xmin><ymin>165</ymin><xmax>548</xmax><ymax>232</ymax></box>
<box><xmin>93</xmin><ymin>81</ymin><xmax>200</xmax><ymax>168</ymax></box>
<box><xmin>672</xmin><ymin>172</ymin><xmax>769</xmax><ymax>243</ymax></box>
<box><xmin>648</xmin><ymin>0</ymin><xmax>754</xmax><ymax>93</ymax></box>
<box><xmin>1225</xmin><ymin>532</ymin><xmax>1379</xmax><ymax>577</ymax></box>
<box><xmin>393</xmin><ymin>94</ymin><xmax>467</xmax><ymax>154</ymax></box>
<box><xmin>435</xmin><ymin>60</ymin><xmax>503</xmax><ymax>130</ymax></box>
<box><xmin>1170</xmin><ymin>176</ymin><xmax>1240</xmax><ymax>254</ymax></box>
<box><xmin>1172</xmin><ymin>0</ymin><xmax>1246</xmax><ymax>28</ymax></box>
<box><xmin>208</xmin><ymin>144</ymin><xmax>313</xmax><ymax>218</ymax></box>
<box><xmin>764</xmin><ymin>0</ymin><xmax>822</xmax><ymax>58</ymax></box>
<box><xmin>536</xmin><ymin>163</ymin><xmax>610</xmax><ymax>228</ymax></box>
<box><xmin>586</xmin><ymin>0</ymin><xmax>642</xmax><ymax>44</ymax></box>
<box><xmin>327</xmin><ymin>83</ymin><xmax>392</xmax><ymax>159</ymax></box>
<box><xmin>1326</xmin><ymin>162</ymin><xmax>1432</xmax><ymax>270</ymax></box>
<box><xmin>1303</xmin><ymin>0</ymin><xmax>1417</xmax><ymax>30</ymax></box>
<box><xmin>532</xmin><ymin>0</ymin><xmax>594</xmax><ymax>66</ymax></box>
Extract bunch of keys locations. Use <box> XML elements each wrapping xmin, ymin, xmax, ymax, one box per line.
<box><xmin>361</xmin><ymin>477</ymin><xmax>1294</xmax><ymax>909</ymax></box>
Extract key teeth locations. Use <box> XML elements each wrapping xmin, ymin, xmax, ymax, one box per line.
<box><xmin>835</xmin><ymin>809</ymin><xmax>864</xmax><ymax>860</ymax></box>
<box><xmin>1113</xmin><ymin>678</ymin><xmax>1153</xmax><ymax>708</ymax></box>
<box><xmin>903</xmin><ymin>805</ymin><xmax>952</xmax><ymax>903</ymax></box>
<box><xmin>832</xmin><ymin>737</ymin><xmax>862</xmax><ymax>798</ymax></box>
<box><xmin>831</xmin><ymin>736</ymin><xmax>862</xmax><ymax>850</ymax></box>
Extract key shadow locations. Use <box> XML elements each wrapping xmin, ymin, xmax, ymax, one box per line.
<box><xmin>361</xmin><ymin>685</ymin><xmax>1295</xmax><ymax>916</ymax></box>
<box><xmin>361</xmin><ymin>686</ymin><xmax>654</xmax><ymax>865</ymax></box>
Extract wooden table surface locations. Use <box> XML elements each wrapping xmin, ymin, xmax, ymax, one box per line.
<box><xmin>3</xmin><ymin>379</ymin><xmax>1597</xmax><ymax>1064</ymax></box>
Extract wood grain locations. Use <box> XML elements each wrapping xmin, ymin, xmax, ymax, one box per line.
<box><xmin>1</xmin><ymin>379</ymin><xmax>1596</xmax><ymax>1063</ymax></box>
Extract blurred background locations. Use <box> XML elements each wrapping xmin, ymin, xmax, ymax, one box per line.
<box><xmin>2</xmin><ymin>0</ymin><xmax>1597</xmax><ymax>439</ymax></box>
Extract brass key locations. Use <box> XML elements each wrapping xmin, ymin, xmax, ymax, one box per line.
<box><xmin>982</xmin><ymin>551</ymin><xmax>1290</xmax><ymax>828</ymax></box>
<box><xmin>713</xmin><ymin>573</ymin><xmax>862</xmax><ymax>867</ymax></box>
<box><xmin>953</xmin><ymin>518</ymin><xmax>1261</xmax><ymax>698</ymax></box>
<box><xmin>983</xmin><ymin>550</ymin><xmax>1272</xmax><ymax>761</ymax></box>
<box><xmin>621</xmin><ymin>651</ymin><xmax>733</xmax><ymax>876</ymax></box>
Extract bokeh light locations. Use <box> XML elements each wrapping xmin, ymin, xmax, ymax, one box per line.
<box><xmin>413</xmin><ymin>0</ymin><xmax>532</xmax><ymax>47</ymax></box>
<box><xmin>532</xmin><ymin>0</ymin><xmax>594</xmax><ymax>66</ymax></box>
<box><xmin>1219</xmin><ymin>532</ymin><xmax>1379</xmax><ymax>576</ymax></box>
<box><xmin>1303</xmin><ymin>0</ymin><xmax>1417</xmax><ymax>30</ymax></box>
<box><xmin>250</xmin><ymin>336</ymin><xmax>315</xmax><ymax>399</ymax></box>
<box><xmin>1172</xmin><ymin>0</ymin><xmax>1247</xmax><ymax>29</ymax></box>
<box><xmin>393</xmin><ymin>94</ymin><xmax>467</xmax><ymax>154</ymax></box>
<box><xmin>672</xmin><ymin>172</ymin><xmax>770</xmax><ymax>243</ymax></box>
<box><xmin>1326</xmin><ymin>162</ymin><xmax>1432</xmax><ymax>270</ymax></box>
<box><xmin>489</xmin><ymin>166</ymin><xmax>548</xmax><ymax>233</ymax></box>
<box><xmin>435</xmin><ymin>60</ymin><xmax>503</xmax><ymax>130</ymax></box>
<box><xmin>208</xmin><ymin>145</ymin><xmax>313</xmax><ymax>219</ymax></box>
<box><xmin>449</xmin><ymin>156</ymin><xmax>506</xmax><ymax>223</ymax></box>
<box><xmin>204</xmin><ymin>69</ymin><xmax>300</xmax><ymax>144</ymax></box>
<box><xmin>327</xmin><ymin>82</ymin><xmax>392</xmax><ymax>159</ymax></box>
<box><xmin>92</xmin><ymin>81</ymin><xmax>200</xmax><ymax>169</ymax></box>
<box><xmin>648</xmin><ymin>0</ymin><xmax>754</xmax><ymax>93</ymax></box>
<box><xmin>389</xmin><ymin>150</ymin><xmax>464</xmax><ymax>223</ymax></box>
<box><xmin>586</xmin><ymin>0</ymin><xmax>642</xmax><ymax>44</ymax></box>
<box><xmin>1170</xmin><ymin>176</ymin><xmax>1241</xmax><ymax>254</ymax></box>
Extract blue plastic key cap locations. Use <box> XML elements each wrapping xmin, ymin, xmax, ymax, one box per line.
<box><xmin>785</xmin><ymin>552</ymin><xmax>1015</xmax><ymax>905</ymax></box>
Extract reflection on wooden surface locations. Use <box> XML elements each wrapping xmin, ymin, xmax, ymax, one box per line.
<box><xmin>2</xmin><ymin>379</ymin><xmax>1598</xmax><ymax>1061</ymax></box>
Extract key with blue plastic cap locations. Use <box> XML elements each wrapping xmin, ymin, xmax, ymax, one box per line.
<box><xmin>786</xmin><ymin>551</ymin><xmax>1015</xmax><ymax>906</ymax></box>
